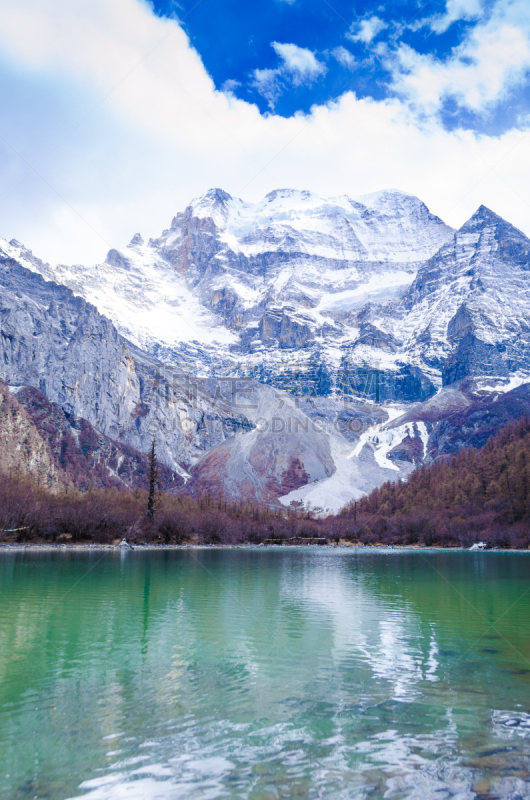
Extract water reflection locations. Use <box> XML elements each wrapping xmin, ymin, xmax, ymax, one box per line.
<box><xmin>0</xmin><ymin>550</ymin><xmax>528</xmax><ymax>800</ymax></box>
<box><xmin>280</xmin><ymin>552</ymin><xmax>438</xmax><ymax>699</ymax></box>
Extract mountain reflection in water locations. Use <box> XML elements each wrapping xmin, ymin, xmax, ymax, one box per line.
<box><xmin>0</xmin><ymin>549</ymin><xmax>529</xmax><ymax>800</ymax></box>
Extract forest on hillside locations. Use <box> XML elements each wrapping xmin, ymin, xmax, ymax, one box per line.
<box><xmin>1</xmin><ymin>416</ymin><xmax>530</xmax><ymax>549</ymax></box>
<box><xmin>345</xmin><ymin>415</ymin><xmax>530</xmax><ymax>549</ymax></box>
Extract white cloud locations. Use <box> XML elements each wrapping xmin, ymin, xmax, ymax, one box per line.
<box><xmin>430</xmin><ymin>0</ymin><xmax>483</xmax><ymax>34</ymax></box>
<box><xmin>332</xmin><ymin>46</ymin><xmax>356</xmax><ymax>70</ymax></box>
<box><xmin>347</xmin><ymin>16</ymin><xmax>388</xmax><ymax>44</ymax></box>
<box><xmin>252</xmin><ymin>67</ymin><xmax>283</xmax><ymax>108</ymax></box>
<box><xmin>0</xmin><ymin>0</ymin><xmax>528</xmax><ymax>269</ymax></box>
<box><xmin>252</xmin><ymin>42</ymin><xmax>326</xmax><ymax>107</ymax></box>
<box><xmin>388</xmin><ymin>4</ymin><xmax>530</xmax><ymax>114</ymax></box>
<box><xmin>272</xmin><ymin>42</ymin><xmax>326</xmax><ymax>84</ymax></box>
<box><xmin>221</xmin><ymin>78</ymin><xmax>241</xmax><ymax>94</ymax></box>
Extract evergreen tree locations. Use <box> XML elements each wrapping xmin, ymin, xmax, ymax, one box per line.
<box><xmin>147</xmin><ymin>439</ymin><xmax>159</xmax><ymax>519</ymax></box>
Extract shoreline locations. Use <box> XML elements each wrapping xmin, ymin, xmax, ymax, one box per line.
<box><xmin>1</xmin><ymin>543</ymin><xmax>529</xmax><ymax>553</ymax></box>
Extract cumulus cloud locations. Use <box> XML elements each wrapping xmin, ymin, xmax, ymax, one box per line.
<box><xmin>271</xmin><ymin>42</ymin><xmax>326</xmax><ymax>83</ymax></box>
<box><xmin>429</xmin><ymin>0</ymin><xmax>483</xmax><ymax>34</ymax></box>
<box><xmin>252</xmin><ymin>42</ymin><xmax>326</xmax><ymax>107</ymax></box>
<box><xmin>387</xmin><ymin>3</ymin><xmax>530</xmax><ymax>114</ymax></box>
<box><xmin>252</xmin><ymin>67</ymin><xmax>284</xmax><ymax>108</ymax></box>
<box><xmin>221</xmin><ymin>78</ymin><xmax>241</xmax><ymax>94</ymax></box>
<box><xmin>0</xmin><ymin>0</ymin><xmax>528</xmax><ymax>268</ymax></box>
<box><xmin>332</xmin><ymin>46</ymin><xmax>356</xmax><ymax>70</ymax></box>
<box><xmin>347</xmin><ymin>16</ymin><xmax>388</xmax><ymax>44</ymax></box>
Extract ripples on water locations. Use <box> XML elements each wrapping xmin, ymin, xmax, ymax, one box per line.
<box><xmin>0</xmin><ymin>549</ymin><xmax>529</xmax><ymax>799</ymax></box>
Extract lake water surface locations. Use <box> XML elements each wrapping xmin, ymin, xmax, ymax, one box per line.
<box><xmin>1</xmin><ymin>549</ymin><xmax>529</xmax><ymax>799</ymax></box>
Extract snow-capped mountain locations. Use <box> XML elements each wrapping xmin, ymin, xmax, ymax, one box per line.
<box><xmin>366</xmin><ymin>205</ymin><xmax>530</xmax><ymax>390</ymax></box>
<box><xmin>37</xmin><ymin>187</ymin><xmax>530</xmax><ymax>402</ymax></box>
<box><xmin>3</xmin><ymin>188</ymin><xmax>530</xmax><ymax>511</ymax></box>
<box><xmin>41</xmin><ymin>188</ymin><xmax>453</xmax><ymax>386</ymax></box>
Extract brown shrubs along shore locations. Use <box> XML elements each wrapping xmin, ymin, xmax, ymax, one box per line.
<box><xmin>2</xmin><ymin>415</ymin><xmax>530</xmax><ymax>549</ymax></box>
<box><xmin>0</xmin><ymin>478</ymin><xmax>327</xmax><ymax>546</ymax></box>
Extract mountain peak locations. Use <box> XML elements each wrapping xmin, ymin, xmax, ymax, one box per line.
<box><xmin>460</xmin><ymin>205</ymin><xmax>504</xmax><ymax>231</ymax></box>
<box><xmin>188</xmin><ymin>188</ymin><xmax>234</xmax><ymax>225</ymax></box>
<box><xmin>459</xmin><ymin>205</ymin><xmax>530</xmax><ymax>249</ymax></box>
<box><xmin>204</xmin><ymin>188</ymin><xmax>232</xmax><ymax>204</ymax></box>
<box><xmin>127</xmin><ymin>233</ymin><xmax>144</xmax><ymax>248</ymax></box>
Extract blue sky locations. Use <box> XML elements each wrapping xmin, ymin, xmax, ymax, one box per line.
<box><xmin>153</xmin><ymin>0</ymin><xmax>530</xmax><ymax>134</ymax></box>
<box><xmin>0</xmin><ymin>0</ymin><xmax>529</xmax><ymax>265</ymax></box>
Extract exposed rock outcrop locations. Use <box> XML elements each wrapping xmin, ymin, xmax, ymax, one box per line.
<box><xmin>0</xmin><ymin>251</ymin><xmax>253</xmax><ymax>476</ymax></box>
<box><xmin>0</xmin><ymin>380</ymin><xmax>183</xmax><ymax>491</ymax></box>
<box><xmin>0</xmin><ymin>381</ymin><xmax>57</xmax><ymax>487</ymax></box>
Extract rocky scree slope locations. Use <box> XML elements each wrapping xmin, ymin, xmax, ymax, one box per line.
<box><xmin>184</xmin><ymin>383</ymin><xmax>419</xmax><ymax>506</ymax></box>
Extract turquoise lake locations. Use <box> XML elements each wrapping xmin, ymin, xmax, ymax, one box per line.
<box><xmin>0</xmin><ymin>549</ymin><xmax>529</xmax><ymax>799</ymax></box>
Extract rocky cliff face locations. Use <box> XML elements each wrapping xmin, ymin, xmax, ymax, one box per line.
<box><xmin>379</xmin><ymin>205</ymin><xmax>530</xmax><ymax>388</ymax></box>
<box><xmin>0</xmin><ymin>250</ymin><xmax>254</xmax><ymax>476</ymax></box>
<box><xmin>0</xmin><ymin>380</ymin><xmax>57</xmax><ymax>487</ymax></box>
<box><xmin>10</xmin><ymin>383</ymin><xmax>184</xmax><ymax>492</ymax></box>
<box><xmin>0</xmin><ymin>380</ymin><xmax>185</xmax><ymax>492</ymax></box>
